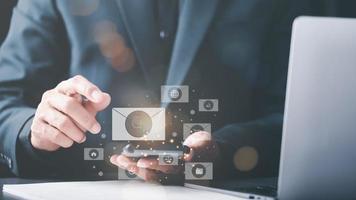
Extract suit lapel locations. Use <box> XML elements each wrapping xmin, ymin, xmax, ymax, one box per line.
<box><xmin>165</xmin><ymin>0</ymin><xmax>219</xmax><ymax>85</ymax></box>
<box><xmin>115</xmin><ymin>0</ymin><xmax>160</xmax><ymax>83</ymax></box>
<box><xmin>115</xmin><ymin>0</ymin><xmax>219</xmax><ymax>86</ymax></box>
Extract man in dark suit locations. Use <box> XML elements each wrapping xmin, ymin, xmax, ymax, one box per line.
<box><xmin>0</xmin><ymin>0</ymin><xmax>298</xmax><ymax>181</ymax></box>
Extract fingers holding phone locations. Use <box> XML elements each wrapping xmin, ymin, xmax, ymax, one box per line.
<box><xmin>110</xmin><ymin>131</ymin><xmax>220</xmax><ymax>182</ymax></box>
<box><xmin>110</xmin><ymin>155</ymin><xmax>160</xmax><ymax>182</ymax></box>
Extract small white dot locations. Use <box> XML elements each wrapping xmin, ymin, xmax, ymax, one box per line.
<box><xmin>190</xmin><ymin>109</ymin><xmax>196</xmax><ymax>115</ymax></box>
<box><xmin>101</xmin><ymin>134</ymin><xmax>106</xmax><ymax>139</ymax></box>
<box><xmin>160</xmin><ymin>31</ymin><xmax>167</xmax><ymax>38</ymax></box>
<box><xmin>98</xmin><ymin>171</ymin><xmax>104</xmax><ymax>176</ymax></box>
<box><xmin>172</xmin><ymin>132</ymin><xmax>178</xmax><ymax>137</ymax></box>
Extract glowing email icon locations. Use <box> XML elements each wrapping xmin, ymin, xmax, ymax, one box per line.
<box><xmin>112</xmin><ymin>108</ymin><xmax>165</xmax><ymax>141</ymax></box>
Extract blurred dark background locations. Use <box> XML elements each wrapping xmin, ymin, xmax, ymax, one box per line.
<box><xmin>0</xmin><ymin>0</ymin><xmax>355</xmax><ymax>177</ymax></box>
<box><xmin>0</xmin><ymin>0</ymin><xmax>17</xmax><ymax>177</ymax></box>
<box><xmin>0</xmin><ymin>0</ymin><xmax>17</xmax><ymax>44</ymax></box>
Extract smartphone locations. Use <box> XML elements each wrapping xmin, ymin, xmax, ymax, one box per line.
<box><xmin>121</xmin><ymin>143</ymin><xmax>188</xmax><ymax>165</ymax></box>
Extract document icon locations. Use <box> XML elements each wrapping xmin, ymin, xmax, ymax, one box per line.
<box><xmin>185</xmin><ymin>162</ymin><xmax>213</xmax><ymax>180</ymax></box>
<box><xmin>112</xmin><ymin>108</ymin><xmax>165</xmax><ymax>141</ymax></box>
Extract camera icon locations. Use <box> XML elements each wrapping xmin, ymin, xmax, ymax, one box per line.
<box><xmin>84</xmin><ymin>148</ymin><xmax>104</xmax><ymax>160</ymax></box>
<box><xmin>183</xmin><ymin>123</ymin><xmax>211</xmax><ymax>140</ymax></box>
<box><xmin>185</xmin><ymin>162</ymin><xmax>213</xmax><ymax>180</ymax></box>
<box><xmin>112</xmin><ymin>108</ymin><xmax>165</xmax><ymax>141</ymax></box>
<box><xmin>159</xmin><ymin>152</ymin><xmax>179</xmax><ymax>165</ymax></box>
<box><xmin>199</xmin><ymin>99</ymin><xmax>219</xmax><ymax>112</ymax></box>
<box><xmin>161</xmin><ymin>85</ymin><xmax>189</xmax><ymax>103</ymax></box>
<box><xmin>118</xmin><ymin>168</ymin><xmax>140</xmax><ymax>180</ymax></box>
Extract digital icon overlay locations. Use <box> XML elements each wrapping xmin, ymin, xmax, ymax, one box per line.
<box><xmin>183</xmin><ymin>123</ymin><xmax>212</xmax><ymax>140</ymax></box>
<box><xmin>199</xmin><ymin>99</ymin><xmax>219</xmax><ymax>112</ymax></box>
<box><xmin>112</xmin><ymin>108</ymin><xmax>165</xmax><ymax>141</ymax></box>
<box><xmin>83</xmin><ymin>85</ymin><xmax>220</xmax><ymax>180</ymax></box>
<box><xmin>118</xmin><ymin>167</ymin><xmax>140</xmax><ymax>180</ymax></box>
<box><xmin>161</xmin><ymin>85</ymin><xmax>189</xmax><ymax>103</ymax></box>
<box><xmin>84</xmin><ymin>148</ymin><xmax>104</xmax><ymax>160</ymax></box>
<box><xmin>185</xmin><ymin>162</ymin><xmax>213</xmax><ymax>180</ymax></box>
<box><xmin>159</xmin><ymin>152</ymin><xmax>179</xmax><ymax>165</ymax></box>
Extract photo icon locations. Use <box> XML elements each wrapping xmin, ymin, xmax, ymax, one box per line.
<box><xmin>199</xmin><ymin>99</ymin><xmax>219</xmax><ymax>112</ymax></box>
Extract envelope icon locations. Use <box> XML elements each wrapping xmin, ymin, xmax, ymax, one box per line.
<box><xmin>112</xmin><ymin>108</ymin><xmax>165</xmax><ymax>141</ymax></box>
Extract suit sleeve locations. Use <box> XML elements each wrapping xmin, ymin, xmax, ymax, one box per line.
<box><xmin>0</xmin><ymin>0</ymin><xmax>70</xmax><ymax>176</ymax></box>
<box><xmin>212</xmin><ymin>1</ymin><xmax>298</xmax><ymax>179</ymax></box>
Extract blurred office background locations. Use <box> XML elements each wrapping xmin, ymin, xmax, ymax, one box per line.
<box><xmin>0</xmin><ymin>0</ymin><xmax>17</xmax><ymax>177</ymax></box>
<box><xmin>0</xmin><ymin>0</ymin><xmax>355</xmax><ymax>177</ymax></box>
<box><xmin>0</xmin><ymin>0</ymin><xmax>17</xmax><ymax>45</ymax></box>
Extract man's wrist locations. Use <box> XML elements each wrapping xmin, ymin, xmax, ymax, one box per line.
<box><xmin>17</xmin><ymin>114</ymin><xmax>52</xmax><ymax>163</ymax></box>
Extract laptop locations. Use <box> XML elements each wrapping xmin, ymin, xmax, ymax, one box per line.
<box><xmin>187</xmin><ymin>16</ymin><xmax>356</xmax><ymax>200</ymax></box>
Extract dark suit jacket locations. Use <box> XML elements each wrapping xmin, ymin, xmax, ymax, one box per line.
<box><xmin>0</xmin><ymin>0</ymin><xmax>308</xmax><ymax>179</ymax></box>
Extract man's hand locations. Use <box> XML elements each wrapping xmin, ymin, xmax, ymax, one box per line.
<box><xmin>30</xmin><ymin>75</ymin><xmax>111</xmax><ymax>151</ymax></box>
<box><xmin>110</xmin><ymin>131</ymin><xmax>220</xmax><ymax>182</ymax></box>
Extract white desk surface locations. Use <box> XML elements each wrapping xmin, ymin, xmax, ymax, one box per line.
<box><xmin>4</xmin><ymin>180</ymin><xmax>246</xmax><ymax>200</ymax></box>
